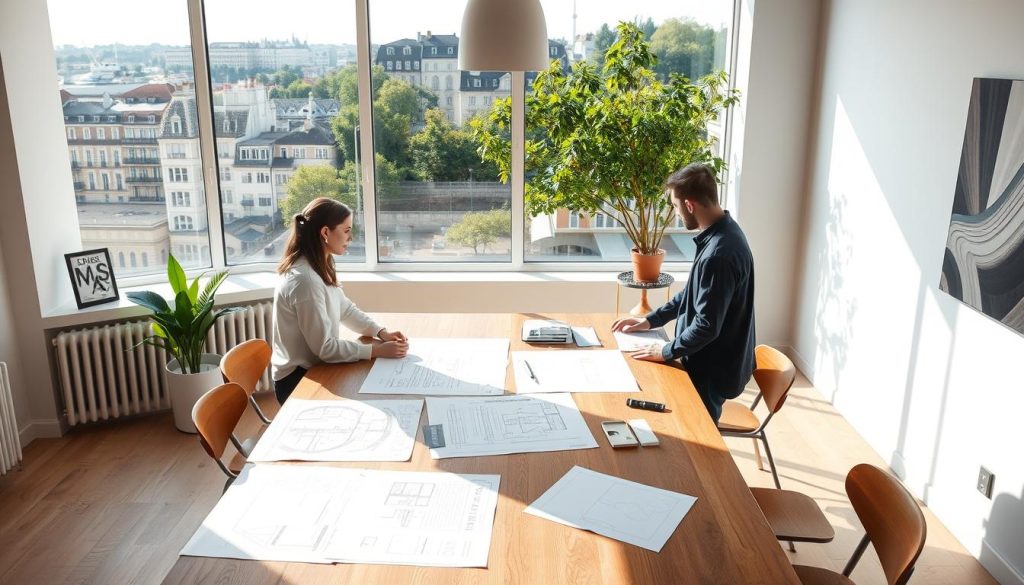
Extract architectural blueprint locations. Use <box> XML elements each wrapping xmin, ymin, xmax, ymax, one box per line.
<box><xmin>511</xmin><ymin>350</ymin><xmax>640</xmax><ymax>393</ymax></box>
<box><xmin>359</xmin><ymin>338</ymin><xmax>510</xmax><ymax>395</ymax></box>
<box><xmin>246</xmin><ymin>398</ymin><xmax>423</xmax><ymax>462</ymax></box>
<box><xmin>181</xmin><ymin>465</ymin><xmax>501</xmax><ymax>567</ymax></box>
<box><xmin>524</xmin><ymin>465</ymin><xmax>697</xmax><ymax>552</ymax></box>
<box><xmin>424</xmin><ymin>393</ymin><xmax>599</xmax><ymax>459</ymax></box>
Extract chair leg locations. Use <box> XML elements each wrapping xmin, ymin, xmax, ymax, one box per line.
<box><xmin>842</xmin><ymin>535</ymin><xmax>871</xmax><ymax>576</ymax></box>
<box><xmin>760</xmin><ymin>432</ymin><xmax>782</xmax><ymax>490</ymax></box>
<box><xmin>222</xmin><ymin>475</ymin><xmax>235</xmax><ymax>495</ymax></box>
<box><xmin>251</xmin><ymin>395</ymin><xmax>272</xmax><ymax>424</ymax></box>
<box><xmin>753</xmin><ymin>438</ymin><xmax>764</xmax><ymax>471</ymax></box>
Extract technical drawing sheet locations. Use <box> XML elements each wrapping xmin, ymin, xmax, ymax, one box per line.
<box><xmin>359</xmin><ymin>338</ymin><xmax>509</xmax><ymax>395</ymax></box>
<box><xmin>511</xmin><ymin>350</ymin><xmax>640</xmax><ymax>393</ymax></box>
<box><xmin>524</xmin><ymin>465</ymin><xmax>697</xmax><ymax>552</ymax></box>
<box><xmin>181</xmin><ymin>464</ymin><xmax>501</xmax><ymax>567</ymax></box>
<box><xmin>613</xmin><ymin>328</ymin><xmax>669</xmax><ymax>352</ymax></box>
<box><xmin>246</xmin><ymin>398</ymin><xmax>423</xmax><ymax>462</ymax></box>
<box><xmin>424</xmin><ymin>393</ymin><xmax>599</xmax><ymax>459</ymax></box>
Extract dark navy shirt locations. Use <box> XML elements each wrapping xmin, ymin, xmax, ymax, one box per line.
<box><xmin>646</xmin><ymin>211</ymin><xmax>756</xmax><ymax>404</ymax></box>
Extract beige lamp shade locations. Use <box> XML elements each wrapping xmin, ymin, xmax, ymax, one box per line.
<box><xmin>459</xmin><ymin>0</ymin><xmax>549</xmax><ymax>72</ymax></box>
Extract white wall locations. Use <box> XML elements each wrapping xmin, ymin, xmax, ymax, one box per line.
<box><xmin>0</xmin><ymin>204</ymin><xmax>30</xmax><ymax>442</ymax></box>
<box><xmin>1</xmin><ymin>0</ymin><xmax>82</xmax><ymax>443</ymax></box>
<box><xmin>728</xmin><ymin>0</ymin><xmax>821</xmax><ymax>346</ymax></box>
<box><xmin>794</xmin><ymin>1</ymin><xmax>1024</xmax><ymax>581</ymax></box>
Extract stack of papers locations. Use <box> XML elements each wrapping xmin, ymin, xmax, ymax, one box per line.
<box><xmin>522</xmin><ymin>320</ymin><xmax>573</xmax><ymax>344</ymax></box>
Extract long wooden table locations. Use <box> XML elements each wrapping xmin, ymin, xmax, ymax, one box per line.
<box><xmin>162</xmin><ymin>313</ymin><xmax>799</xmax><ymax>584</ymax></box>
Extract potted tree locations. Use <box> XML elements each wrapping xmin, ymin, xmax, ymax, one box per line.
<box><xmin>473</xmin><ymin>22</ymin><xmax>738</xmax><ymax>281</ymax></box>
<box><xmin>127</xmin><ymin>256</ymin><xmax>241</xmax><ymax>433</ymax></box>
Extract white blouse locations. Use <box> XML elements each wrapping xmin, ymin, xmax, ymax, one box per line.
<box><xmin>271</xmin><ymin>259</ymin><xmax>382</xmax><ymax>381</ymax></box>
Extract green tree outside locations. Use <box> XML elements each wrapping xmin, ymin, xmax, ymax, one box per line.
<box><xmin>280</xmin><ymin>165</ymin><xmax>355</xmax><ymax>226</ymax></box>
<box><xmin>411</xmin><ymin>109</ymin><xmax>499</xmax><ymax>182</ymax></box>
<box><xmin>445</xmin><ymin>209</ymin><xmax>511</xmax><ymax>254</ymax></box>
<box><xmin>649</xmin><ymin>18</ymin><xmax>723</xmax><ymax>81</ymax></box>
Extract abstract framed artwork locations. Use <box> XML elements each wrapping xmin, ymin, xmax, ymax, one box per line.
<box><xmin>940</xmin><ymin>77</ymin><xmax>1024</xmax><ymax>334</ymax></box>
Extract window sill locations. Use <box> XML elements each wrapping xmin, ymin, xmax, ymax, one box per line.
<box><xmin>42</xmin><ymin>269</ymin><xmax>690</xmax><ymax>330</ymax></box>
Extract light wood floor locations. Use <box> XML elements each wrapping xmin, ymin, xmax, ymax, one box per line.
<box><xmin>0</xmin><ymin>373</ymin><xmax>999</xmax><ymax>585</ymax></box>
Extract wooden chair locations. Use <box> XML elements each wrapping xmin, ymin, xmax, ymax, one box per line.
<box><xmin>751</xmin><ymin>486</ymin><xmax>835</xmax><ymax>552</ymax></box>
<box><xmin>192</xmin><ymin>382</ymin><xmax>250</xmax><ymax>493</ymax></box>
<box><xmin>717</xmin><ymin>344</ymin><xmax>796</xmax><ymax>490</ymax></box>
<box><xmin>221</xmin><ymin>338</ymin><xmax>274</xmax><ymax>424</ymax></box>
<box><xmin>792</xmin><ymin>464</ymin><xmax>927</xmax><ymax>585</ymax></box>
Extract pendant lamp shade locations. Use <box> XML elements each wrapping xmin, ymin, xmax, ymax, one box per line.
<box><xmin>459</xmin><ymin>0</ymin><xmax>549</xmax><ymax>72</ymax></box>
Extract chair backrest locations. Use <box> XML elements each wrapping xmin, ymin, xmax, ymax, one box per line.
<box><xmin>752</xmin><ymin>344</ymin><xmax>796</xmax><ymax>413</ymax></box>
<box><xmin>221</xmin><ymin>339</ymin><xmax>272</xmax><ymax>397</ymax></box>
<box><xmin>192</xmin><ymin>383</ymin><xmax>248</xmax><ymax>462</ymax></box>
<box><xmin>847</xmin><ymin>463</ymin><xmax>927</xmax><ymax>585</ymax></box>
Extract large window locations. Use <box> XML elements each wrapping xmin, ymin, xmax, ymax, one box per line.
<box><xmin>368</xmin><ymin>1</ymin><xmax>511</xmax><ymax>262</ymax></box>
<box><xmin>204</xmin><ymin>0</ymin><xmax>365</xmax><ymax>266</ymax></box>
<box><xmin>47</xmin><ymin>0</ymin><xmax>733</xmax><ymax>278</ymax></box>
<box><xmin>47</xmin><ymin>0</ymin><xmax>199</xmax><ymax>277</ymax></box>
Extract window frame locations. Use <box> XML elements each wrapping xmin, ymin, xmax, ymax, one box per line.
<box><xmin>98</xmin><ymin>0</ymin><xmax>737</xmax><ymax>287</ymax></box>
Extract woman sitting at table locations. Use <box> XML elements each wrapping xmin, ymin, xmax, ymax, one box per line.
<box><xmin>272</xmin><ymin>197</ymin><xmax>408</xmax><ymax>404</ymax></box>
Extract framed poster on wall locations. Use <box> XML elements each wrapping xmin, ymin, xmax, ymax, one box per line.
<box><xmin>64</xmin><ymin>248</ymin><xmax>120</xmax><ymax>309</ymax></box>
<box><xmin>940</xmin><ymin>77</ymin><xmax>1024</xmax><ymax>335</ymax></box>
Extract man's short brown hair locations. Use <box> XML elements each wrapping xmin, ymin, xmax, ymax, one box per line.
<box><xmin>664</xmin><ymin>163</ymin><xmax>719</xmax><ymax>207</ymax></box>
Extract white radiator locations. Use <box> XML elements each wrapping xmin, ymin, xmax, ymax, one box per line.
<box><xmin>54</xmin><ymin>301</ymin><xmax>273</xmax><ymax>427</ymax></box>
<box><xmin>0</xmin><ymin>362</ymin><xmax>23</xmax><ymax>475</ymax></box>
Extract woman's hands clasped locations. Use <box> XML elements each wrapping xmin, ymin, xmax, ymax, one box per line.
<box><xmin>372</xmin><ymin>328</ymin><xmax>409</xmax><ymax>358</ymax></box>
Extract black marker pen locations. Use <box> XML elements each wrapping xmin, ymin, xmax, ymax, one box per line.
<box><xmin>626</xmin><ymin>398</ymin><xmax>666</xmax><ymax>412</ymax></box>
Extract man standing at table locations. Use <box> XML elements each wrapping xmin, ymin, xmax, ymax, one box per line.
<box><xmin>612</xmin><ymin>163</ymin><xmax>755</xmax><ymax>423</ymax></box>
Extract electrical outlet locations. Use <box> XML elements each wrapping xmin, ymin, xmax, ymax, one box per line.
<box><xmin>977</xmin><ymin>466</ymin><xmax>994</xmax><ymax>499</ymax></box>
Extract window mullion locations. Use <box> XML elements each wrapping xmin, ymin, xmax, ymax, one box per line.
<box><xmin>511</xmin><ymin>71</ymin><xmax>526</xmax><ymax>269</ymax></box>
<box><xmin>355</xmin><ymin>0</ymin><xmax>379</xmax><ymax>269</ymax></box>
<box><xmin>187</xmin><ymin>0</ymin><xmax>225</xmax><ymax>270</ymax></box>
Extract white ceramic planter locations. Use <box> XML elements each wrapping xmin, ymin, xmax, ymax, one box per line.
<box><xmin>166</xmin><ymin>353</ymin><xmax>222</xmax><ymax>433</ymax></box>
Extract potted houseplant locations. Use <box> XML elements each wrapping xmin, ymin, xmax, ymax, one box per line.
<box><xmin>473</xmin><ymin>22</ymin><xmax>738</xmax><ymax>281</ymax></box>
<box><xmin>127</xmin><ymin>255</ymin><xmax>241</xmax><ymax>433</ymax></box>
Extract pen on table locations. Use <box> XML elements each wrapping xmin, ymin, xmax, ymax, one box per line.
<box><xmin>524</xmin><ymin>359</ymin><xmax>540</xmax><ymax>383</ymax></box>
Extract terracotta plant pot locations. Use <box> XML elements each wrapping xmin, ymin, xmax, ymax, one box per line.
<box><xmin>631</xmin><ymin>248</ymin><xmax>665</xmax><ymax>283</ymax></box>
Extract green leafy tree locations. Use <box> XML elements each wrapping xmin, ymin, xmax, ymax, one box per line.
<box><xmin>649</xmin><ymin>18</ymin><xmax>722</xmax><ymax>81</ymax></box>
<box><xmin>636</xmin><ymin>16</ymin><xmax>657</xmax><ymax>40</ymax></box>
<box><xmin>411</xmin><ymin>109</ymin><xmax>499</xmax><ymax>182</ymax></box>
<box><xmin>337</xmin><ymin>153</ymin><xmax>403</xmax><ymax>204</ymax></box>
<box><xmin>273</xmin><ymin>67</ymin><xmax>300</xmax><ymax>88</ymax></box>
<box><xmin>445</xmin><ymin>209</ymin><xmax>511</xmax><ymax>254</ymax></box>
<box><xmin>590</xmin><ymin>23</ymin><xmax>617</xmax><ymax>69</ymax></box>
<box><xmin>473</xmin><ymin>22</ymin><xmax>738</xmax><ymax>255</ymax></box>
<box><xmin>280</xmin><ymin>165</ymin><xmax>355</xmax><ymax>226</ymax></box>
<box><xmin>329</xmin><ymin>68</ymin><xmax>428</xmax><ymax>172</ymax></box>
<box><xmin>286</xmin><ymin>80</ymin><xmax>313</xmax><ymax>98</ymax></box>
<box><xmin>313</xmin><ymin>63</ymin><xmax>385</xmax><ymax>103</ymax></box>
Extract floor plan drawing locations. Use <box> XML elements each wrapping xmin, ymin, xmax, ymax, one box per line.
<box><xmin>182</xmin><ymin>465</ymin><xmax>501</xmax><ymax>567</ymax></box>
<box><xmin>360</xmin><ymin>338</ymin><xmax>510</xmax><ymax>396</ymax></box>
<box><xmin>425</xmin><ymin>393</ymin><xmax>599</xmax><ymax>459</ymax></box>
<box><xmin>247</xmin><ymin>398</ymin><xmax>423</xmax><ymax>462</ymax></box>
<box><xmin>524</xmin><ymin>466</ymin><xmax>697</xmax><ymax>552</ymax></box>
